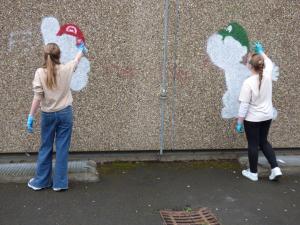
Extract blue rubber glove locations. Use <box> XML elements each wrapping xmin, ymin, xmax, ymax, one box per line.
<box><xmin>252</xmin><ymin>41</ymin><xmax>264</xmax><ymax>55</ymax></box>
<box><xmin>235</xmin><ymin>122</ymin><xmax>244</xmax><ymax>133</ymax></box>
<box><xmin>27</xmin><ymin>115</ymin><xmax>34</xmax><ymax>133</ymax></box>
<box><xmin>76</xmin><ymin>42</ymin><xmax>88</xmax><ymax>54</ymax></box>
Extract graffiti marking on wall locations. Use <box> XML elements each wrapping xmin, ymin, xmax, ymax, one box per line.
<box><xmin>8</xmin><ymin>30</ymin><xmax>32</xmax><ymax>52</ymax></box>
<box><xmin>41</xmin><ymin>17</ymin><xmax>90</xmax><ymax>91</ymax></box>
<box><xmin>167</xmin><ymin>66</ymin><xmax>191</xmax><ymax>86</ymax></box>
<box><xmin>207</xmin><ymin>22</ymin><xmax>279</xmax><ymax>119</ymax></box>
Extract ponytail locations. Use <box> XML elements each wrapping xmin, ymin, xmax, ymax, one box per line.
<box><xmin>249</xmin><ymin>54</ymin><xmax>265</xmax><ymax>90</ymax></box>
<box><xmin>258</xmin><ymin>63</ymin><xmax>264</xmax><ymax>90</ymax></box>
<box><xmin>42</xmin><ymin>43</ymin><xmax>61</xmax><ymax>89</ymax></box>
<box><xmin>46</xmin><ymin>54</ymin><xmax>57</xmax><ymax>89</ymax></box>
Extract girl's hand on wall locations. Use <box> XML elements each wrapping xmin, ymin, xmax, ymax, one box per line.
<box><xmin>76</xmin><ymin>41</ymin><xmax>88</xmax><ymax>55</ymax></box>
<box><xmin>252</xmin><ymin>41</ymin><xmax>264</xmax><ymax>55</ymax></box>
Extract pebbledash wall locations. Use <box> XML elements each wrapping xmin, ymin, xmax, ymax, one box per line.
<box><xmin>0</xmin><ymin>0</ymin><xmax>299</xmax><ymax>153</ymax></box>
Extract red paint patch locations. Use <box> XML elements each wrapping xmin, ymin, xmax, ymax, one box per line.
<box><xmin>104</xmin><ymin>64</ymin><xmax>137</xmax><ymax>79</ymax></box>
<box><xmin>56</xmin><ymin>23</ymin><xmax>85</xmax><ymax>46</ymax></box>
<box><xmin>168</xmin><ymin>66</ymin><xmax>191</xmax><ymax>86</ymax></box>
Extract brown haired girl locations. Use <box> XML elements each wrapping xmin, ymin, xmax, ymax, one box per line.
<box><xmin>236</xmin><ymin>42</ymin><xmax>282</xmax><ymax>181</ymax></box>
<box><xmin>27</xmin><ymin>42</ymin><xmax>87</xmax><ymax>191</ymax></box>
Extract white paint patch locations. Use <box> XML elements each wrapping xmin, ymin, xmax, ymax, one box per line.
<box><xmin>8</xmin><ymin>30</ymin><xmax>32</xmax><ymax>52</ymax></box>
<box><xmin>207</xmin><ymin>33</ymin><xmax>279</xmax><ymax>119</ymax></box>
<box><xmin>272</xmin><ymin>64</ymin><xmax>280</xmax><ymax>81</ymax></box>
<box><xmin>207</xmin><ymin>33</ymin><xmax>250</xmax><ymax>119</ymax></box>
<box><xmin>41</xmin><ymin>17</ymin><xmax>90</xmax><ymax>91</ymax></box>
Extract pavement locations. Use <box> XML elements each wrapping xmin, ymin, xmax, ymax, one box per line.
<box><xmin>239</xmin><ymin>155</ymin><xmax>300</xmax><ymax>176</ymax></box>
<box><xmin>0</xmin><ymin>159</ymin><xmax>299</xmax><ymax>225</ymax></box>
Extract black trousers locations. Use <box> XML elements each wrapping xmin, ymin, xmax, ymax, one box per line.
<box><xmin>244</xmin><ymin>119</ymin><xmax>278</xmax><ymax>173</ymax></box>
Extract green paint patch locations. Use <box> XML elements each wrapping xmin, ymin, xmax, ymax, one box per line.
<box><xmin>218</xmin><ymin>21</ymin><xmax>249</xmax><ymax>49</ymax></box>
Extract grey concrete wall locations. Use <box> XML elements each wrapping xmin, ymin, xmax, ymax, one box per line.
<box><xmin>0</xmin><ymin>0</ymin><xmax>299</xmax><ymax>153</ymax></box>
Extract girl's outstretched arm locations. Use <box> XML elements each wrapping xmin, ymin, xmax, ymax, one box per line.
<box><xmin>74</xmin><ymin>41</ymin><xmax>88</xmax><ymax>64</ymax></box>
<box><xmin>253</xmin><ymin>41</ymin><xmax>273</xmax><ymax>76</ymax></box>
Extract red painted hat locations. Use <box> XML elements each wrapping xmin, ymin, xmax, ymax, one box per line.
<box><xmin>56</xmin><ymin>23</ymin><xmax>85</xmax><ymax>46</ymax></box>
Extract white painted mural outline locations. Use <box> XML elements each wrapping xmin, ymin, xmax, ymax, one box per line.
<box><xmin>8</xmin><ymin>30</ymin><xmax>32</xmax><ymax>52</ymax></box>
<box><xmin>207</xmin><ymin>22</ymin><xmax>279</xmax><ymax>119</ymax></box>
<box><xmin>41</xmin><ymin>17</ymin><xmax>90</xmax><ymax>91</ymax></box>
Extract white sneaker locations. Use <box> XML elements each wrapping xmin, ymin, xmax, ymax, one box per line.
<box><xmin>27</xmin><ymin>178</ymin><xmax>42</xmax><ymax>191</ymax></box>
<box><xmin>53</xmin><ymin>187</ymin><xmax>68</xmax><ymax>192</ymax></box>
<box><xmin>269</xmin><ymin>167</ymin><xmax>282</xmax><ymax>181</ymax></box>
<box><xmin>242</xmin><ymin>169</ymin><xmax>258</xmax><ymax>181</ymax></box>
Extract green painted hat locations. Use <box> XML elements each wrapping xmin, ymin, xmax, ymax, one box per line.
<box><xmin>218</xmin><ymin>21</ymin><xmax>249</xmax><ymax>50</ymax></box>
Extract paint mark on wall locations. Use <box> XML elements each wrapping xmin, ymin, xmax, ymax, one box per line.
<box><xmin>116</xmin><ymin>66</ymin><xmax>136</xmax><ymax>79</ymax></box>
<box><xmin>104</xmin><ymin>63</ymin><xmax>137</xmax><ymax>79</ymax></box>
<box><xmin>102</xmin><ymin>63</ymin><xmax>191</xmax><ymax>86</ymax></box>
<box><xmin>168</xmin><ymin>66</ymin><xmax>191</xmax><ymax>86</ymax></box>
<box><xmin>8</xmin><ymin>30</ymin><xmax>32</xmax><ymax>52</ymax></box>
<box><xmin>57</xmin><ymin>23</ymin><xmax>86</xmax><ymax>46</ymax></box>
<box><xmin>41</xmin><ymin>17</ymin><xmax>90</xmax><ymax>91</ymax></box>
<box><xmin>207</xmin><ymin>22</ymin><xmax>279</xmax><ymax>119</ymax></box>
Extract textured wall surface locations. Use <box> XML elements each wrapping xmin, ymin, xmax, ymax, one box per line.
<box><xmin>0</xmin><ymin>0</ymin><xmax>299</xmax><ymax>153</ymax></box>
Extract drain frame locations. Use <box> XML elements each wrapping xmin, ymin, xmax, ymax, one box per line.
<box><xmin>160</xmin><ymin>208</ymin><xmax>221</xmax><ymax>225</ymax></box>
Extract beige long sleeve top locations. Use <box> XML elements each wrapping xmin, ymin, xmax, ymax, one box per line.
<box><xmin>239</xmin><ymin>56</ymin><xmax>274</xmax><ymax>122</ymax></box>
<box><xmin>32</xmin><ymin>60</ymin><xmax>77</xmax><ymax>112</ymax></box>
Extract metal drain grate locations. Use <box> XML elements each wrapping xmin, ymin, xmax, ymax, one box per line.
<box><xmin>160</xmin><ymin>208</ymin><xmax>221</xmax><ymax>225</ymax></box>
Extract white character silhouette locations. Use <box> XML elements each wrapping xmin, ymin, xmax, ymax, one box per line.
<box><xmin>41</xmin><ymin>17</ymin><xmax>90</xmax><ymax>91</ymax></box>
<box><xmin>207</xmin><ymin>22</ymin><xmax>279</xmax><ymax>119</ymax></box>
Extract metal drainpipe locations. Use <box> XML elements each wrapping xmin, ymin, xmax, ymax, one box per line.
<box><xmin>159</xmin><ymin>0</ymin><xmax>170</xmax><ymax>155</ymax></box>
<box><xmin>171</xmin><ymin>0</ymin><xmax>180</xmax><ymax>150</ymax></box>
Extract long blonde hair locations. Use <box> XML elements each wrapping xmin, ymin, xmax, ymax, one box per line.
<box><xmin>42</xmin><ymin>43</ymin><xmax>61</xmax><ymax>89</ymax></box>
<box><xmin>249</xmin><ymin>54</ymin><xmax>265</xmax><ymax>90</ymax></box>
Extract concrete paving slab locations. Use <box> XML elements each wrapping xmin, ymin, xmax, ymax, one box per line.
<box><xmin>0</xmin><ymin>160</ymin><xmax>99</xmax><ymax>183</ymax></box>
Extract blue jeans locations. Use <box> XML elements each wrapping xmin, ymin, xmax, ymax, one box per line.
<box><xmin>31</xmin><ymin>106</ymin><xmax>73</xmax><ymax>189</ymax></box>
